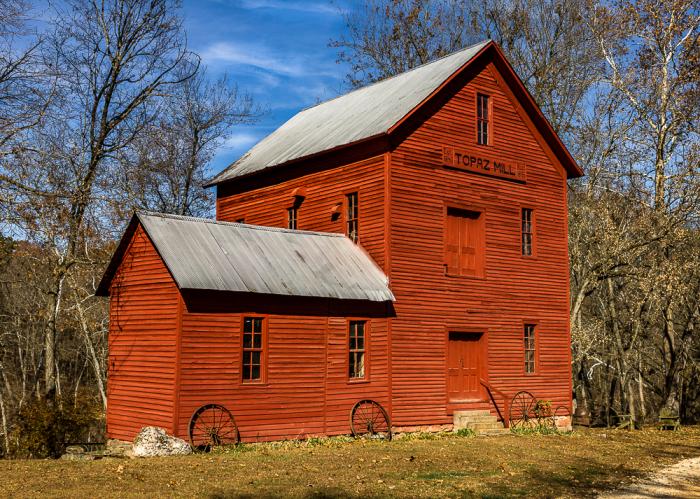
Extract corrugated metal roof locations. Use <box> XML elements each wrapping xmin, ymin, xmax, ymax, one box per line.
<box><xmin>207</xmin><ymin>40</ymin><xmax>491</xmax><ymax>186</ymax></box>
<box><xmin>100</xmin><ymin>211</ymin><xmax>394</xmax><ymax>302</ymax></box>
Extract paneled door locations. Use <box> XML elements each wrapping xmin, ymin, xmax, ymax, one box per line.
<box><xmin>447</xmin><ymin>332</ymin><xmax>484</xmax><ymax>402</ymax></box>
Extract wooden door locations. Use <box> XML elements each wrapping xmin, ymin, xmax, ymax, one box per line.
<box><xmin>447</xmin><ymin>333</ymin><xmax>483</xmax><ymax>402</ymax></box>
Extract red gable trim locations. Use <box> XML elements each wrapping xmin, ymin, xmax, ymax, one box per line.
<box><xmin>388</xmin><ymin>41</ymin><xmax>583</xmax><ymax>179</ymax></box>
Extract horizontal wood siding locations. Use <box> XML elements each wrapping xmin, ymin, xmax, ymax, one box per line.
<box><xmin>389</xmin><ymin>60</ymin><xmax>571</xmax><ymax>425</ymax></box>
<box><xmin>176</xmin><ymin>301</ymin><xmax>389</xmax><ymax>442</ymax></box>
<box><xmin>107</xmin><ymin>226</ymin><xmax>178</xmax><ymax>440</ymax></box>
<box><xmin>216</xmin><ymin>155</ymin><xmax>387</xmax><ymax>270</ymax></box>
<box><xmin>324</xmin><ymin>317</ymin><xmax>390</xmax><ymax>435</ymax></box>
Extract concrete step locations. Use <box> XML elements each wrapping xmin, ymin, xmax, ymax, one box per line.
<box><xmin>454</xmin><ymin>410</ymin><xmax>491</xmax><ymax>417</ymax></box>
<box><xmin>455</xmin><ymin>415</ymin><xmax>499</xmax><ymax>424</ymax></box>
<box><xmin>459</xmin><ymin>421</ymin><xmax>504</xmax><ymax>431</ymax></box>
<box><xmin>453</xmin><ymin>410</ymin><xmax>507</xmax><ymax>435</ymax></box>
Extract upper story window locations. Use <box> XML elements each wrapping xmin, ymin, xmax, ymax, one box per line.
<box><xmin>477</xmin><ymin>93</ymin><xmax>490</xmax><ymax>145</ymax></box>
<box><xmin>287</xmin><ymin>207</ymin><xmax>298</xmax><ymax>230</ymax></box>
<box><xmin>242</xmin><ymin>317</ymin><xmax>265</xmax><ymax>382</ymax></box>
<box><xmin>524</xmin><ymin>324</ymin><xmax>536</xmax><ymax>374</ymax></box>
<box><xmin>521</xmin><ymin>208</ymin><xmax>534</xmax><ymax>256</ymax></box>
<box><xmin>346</xmin><ymin>192</ymin><xmax>359</xmax><ymax>243</ymax></box>
<box><xmin>445</xmin><ymin>207</ymin><xmax>485</xmax><ymax>278</ymax></box>
<box><xmin>349</xmin><ymin>320</ymin><xmax>366</xmax><ymax>379</ymax></box>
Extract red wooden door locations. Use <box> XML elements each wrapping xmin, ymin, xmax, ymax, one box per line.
<box><xmin>447</xmin><ymin>333</ymin><xmax>483</xmax><ymax>402</ymax></box>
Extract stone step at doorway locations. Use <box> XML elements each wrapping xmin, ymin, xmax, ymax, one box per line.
<box><xmin>453</xmin><ymin>410</ymin><xmax>509</xmax><ymax>436</ymax></box>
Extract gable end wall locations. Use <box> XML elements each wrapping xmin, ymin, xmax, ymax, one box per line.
<box><xmin>388</xmin><ymin>59</ymin><xmax>572</xmax><ymax>425</ymax></box>
<box><xmin>107</xmin><ymin>225</ymin><xmax>179</xmax><ymax>440</ymax></box>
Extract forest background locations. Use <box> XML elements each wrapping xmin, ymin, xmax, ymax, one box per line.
<box><xmin>0</xmin><ymin>0</ymin><xmax>697</xmax><ymax>457</ymax></box>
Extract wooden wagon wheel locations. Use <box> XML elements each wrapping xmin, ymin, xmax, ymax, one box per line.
<box><xmin>509</xmin><ymin>391</ymin><xmax>538</xmax><ymax>429</ymax></box>
<box><xmin>350</xmin><ymin>400</ymin><xmax>392</xmax><ymax>440</ymax></box>
<box><xmin>188</xmin><ymin>403</ymin><xmax>240</xmax><ymax>451</ymax></box>
<box><xmin>554</xmin><ymin>405</ymin><xmax>572</xmax><ymax>431</ymax></box>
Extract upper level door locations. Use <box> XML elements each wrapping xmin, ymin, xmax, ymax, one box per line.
<box><xmin>447</xmin><ymin>332</ymin><xmax>484</xmax><ymax>402</ymax></box>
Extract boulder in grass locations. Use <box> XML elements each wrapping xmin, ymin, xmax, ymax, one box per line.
<box><xmin>132</xmin><ymin>426</ymin><xmax>192</xmax><ymax>457</ymax></box>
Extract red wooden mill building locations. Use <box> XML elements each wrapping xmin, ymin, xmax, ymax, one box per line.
<box><xmin>98</xmin><ymin>40</ymin><xmax>583</xmax><ymax>445</ymax></box>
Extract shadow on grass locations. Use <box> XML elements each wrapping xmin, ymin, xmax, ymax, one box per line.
<box><xmin>479</xmin><ymin>454</ymin><xmax>652</xmax><ymax>498</ymax></box>
<box><xmin>210</xmin><ymin>489</ymin><xmax>379</xmax><ymax>499</ymax></box>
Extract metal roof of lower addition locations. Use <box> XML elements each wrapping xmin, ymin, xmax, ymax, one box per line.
<box><xmin>96</xmin><ymin>211</ymin><xmax>395</xmax><ymax>303</ymax></box>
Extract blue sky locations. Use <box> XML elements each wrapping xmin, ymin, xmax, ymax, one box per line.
<box><xmin>182</xmin><ymin>0</ymin><xmax>354</xmax><ymax>177</ymax></box>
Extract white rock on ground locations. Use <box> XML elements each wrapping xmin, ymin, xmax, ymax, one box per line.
<box><xmin>132</xmin><ymin>426</ymin><xmax>192</xmax><ymax>457</ymax></box>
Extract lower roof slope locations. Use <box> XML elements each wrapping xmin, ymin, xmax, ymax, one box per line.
<box><xmin>97</xmin><ymin>211</ymin><xmax>394</xmax><ymax>303</ymax></box>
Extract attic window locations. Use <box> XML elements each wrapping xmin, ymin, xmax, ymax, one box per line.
<box><xmin>346</xmin><ymin>192</ymin><xmax>359</xmax><ymax>243</ymax></box>
<box><xmin>287</xmin><ymin>207</ymin><xmax>298</xmax><ymax>229</ymax></box>
<box><xmin>477</xmin><ymin>93</ymin><xmax>490</xmax><ymax>145</ymax></box>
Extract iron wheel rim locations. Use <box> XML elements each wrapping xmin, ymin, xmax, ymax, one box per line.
<box><xmin>188</xmin><ymin>403</ymin><xmax>240</xmax><ymax>451</ymax></box>
<box><xmin>350</xmin><ymin>400</ymin><xmax>392</xmax><ymax>440</ymax></box>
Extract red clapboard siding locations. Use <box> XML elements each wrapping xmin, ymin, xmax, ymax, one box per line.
<box><xmin>107</xmin><ymin>226</ymin><xmax>179</xmax><ymax>440</ymax></box>
<box><xmin>388</xmin><ymin>61</ymin><xmax>571</xmax><ymax>425</ymax></box>
<box><xmin>175</xmin><ymin>296</ymin><xmax>389</xmax><ymax>442</ymax></box>
<box><xmin>106</xmin><ymin>47</ymin><xmax>574</xmax><ymax>442</ymax></box>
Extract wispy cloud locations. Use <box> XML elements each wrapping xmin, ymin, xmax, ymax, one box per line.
<box><xmin>201</xmin><ymin>41</ymin><xmax>307</xmax><ymax>77</ymax></box>
<box><xmin>239</xmin><ymin>0</ymin><xmax>342</xmax><ymax>15</ymax></box>
<box><xmin>221</xmin><ymin>131</ymin><xmax>264</xmax><ymax>150</ymax></box>
<box><xmin>200</xmin><ymin>40</ymin><xmax>340</xmax><ymax>81</ymax></box>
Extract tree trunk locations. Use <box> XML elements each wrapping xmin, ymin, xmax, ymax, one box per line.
<box><xmin>43</xmin><ymin>266</ymin><xmax>68</xmax><ymax>398</ymax></box>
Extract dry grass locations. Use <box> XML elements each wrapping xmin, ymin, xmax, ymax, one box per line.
<box><xmin>1</xmin><ymin>427</ymin><xmax>699</xmax><ymax>498</ymax></box>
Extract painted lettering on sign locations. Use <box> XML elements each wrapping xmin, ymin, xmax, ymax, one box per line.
<box><xmin>442</xmin><ymin>146</ymin><xmax>526</xmax><ymax>182</ymax></box>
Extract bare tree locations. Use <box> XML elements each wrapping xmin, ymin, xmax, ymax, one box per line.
<box><xmin>1</xmin><ymin>0</ymin><xmax>197</xmax><ymax>398</ymax></box>
<box><xmin>116</xmin><ymin>66</ymin><xmax>259</xmax><ymax>217</ymax></box>
<box><xmin>332</xmin><ymin>0</ymin><xmax>474</xmax><ymax>88</ymax></box>
<box><xmin>0</xmin><ymin>0</ymin><xmax>49</xmax><ymax>157</ymax></box>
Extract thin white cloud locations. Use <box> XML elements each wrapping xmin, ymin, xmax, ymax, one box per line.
<box><xmin>240</xmin><ymin>0</ymin><xmax>341</xmax><ymax>15</ymax></box>
<box><xmin>201</xmin><ymin>41</ymin><xmax>307</xmax><ymax>77</ymax></box>
<box><xmin>200</xmin><ymin>40</ymin><xmax>340</xmax><ymax>80</ymax></box>
<box><xmin>221</xmin><ymin>131</ymin><xmax>262</xmax><ymax>150</ymax></box>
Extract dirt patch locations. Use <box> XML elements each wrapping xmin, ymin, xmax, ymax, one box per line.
<box><xmin>0</xmin><ymin>427</ymin><xmax>699</xmax><ymax>497</ymax></box>
<box><xmin>600</xmin><ymin>456</ymin><xmax>700</xmax><ymax>498</ymax></box>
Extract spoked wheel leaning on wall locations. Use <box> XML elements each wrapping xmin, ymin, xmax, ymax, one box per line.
<box><xmin>350</xmin><ymin>399</ymin><xmax>392</xmax><ymax>440</ymax></box>
<box><xmin>509</xmin><ymin>391</ymin><xmax>538</xmax><ymax>429</ymax></box>
<box><xmin>188</xmin><ymin>403</ymin><xmax>240</xmax><ymax>451</ymax></box>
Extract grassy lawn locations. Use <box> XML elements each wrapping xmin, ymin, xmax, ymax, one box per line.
<box><xmin>1</xmin><ymin>427</ymin><xmax>699</xmax><ymax>498</ymax></box>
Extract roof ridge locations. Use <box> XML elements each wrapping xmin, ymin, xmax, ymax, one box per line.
<box><xmin>297</xmin><ymin>39</ymin><xmax>491</xmax><ymax>115</ymax></box>
<box><xmin>136</xmin><ymin>210</ymin><xmax>347</xmax><ymax>238</ymax></box>
<box><xmin>206</xmin><ymin>39</ymin><xmax>493</xmax><ymax>186</ymax></box>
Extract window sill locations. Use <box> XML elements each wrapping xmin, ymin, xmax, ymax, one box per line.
<box><xmin>445</xmin><ymin>271</ymin><xmax>486</xmax><ymax>280</ymax></box>
<box><xmin>241</xmin><ymin>381</ymin><xmax>269</xmax><ymax>387</ymax></box>
<box><xmin>348</xmin><ymin>378</ymin><xmax>370</xmax><ymax>385</ymax></box>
